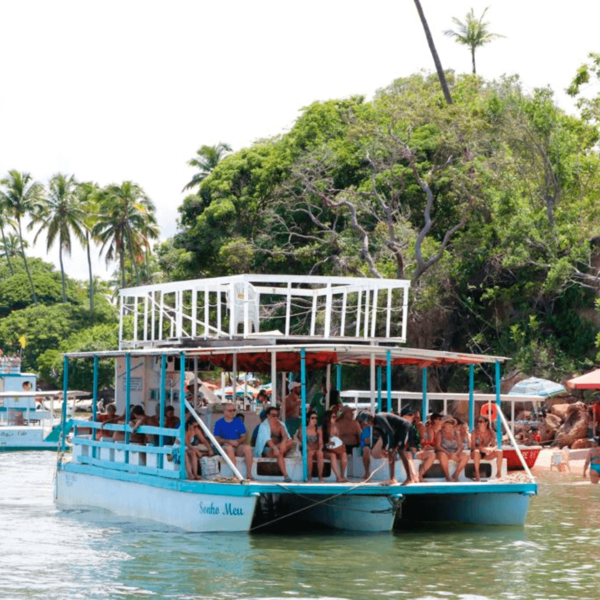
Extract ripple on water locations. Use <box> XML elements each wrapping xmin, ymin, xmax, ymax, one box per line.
<box><xmin>2</xmin><ymin>454</ymin><xmax>600</xmax><ymax>599</ymax></box>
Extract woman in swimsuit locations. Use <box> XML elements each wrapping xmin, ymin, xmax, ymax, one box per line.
<box><xmin>470</xmin><ymin>415</ymin><xmax>503</xmax><ymax>482</ymax></box>
<box><xmin>418</xmin><ymin>413</ymin><xmax>443</xmax><ymax>481</ymax></box>
<box><xmin>435</xmin><ymin>417</ymin><xmax>469</xmax><ymax>482</ymax></box>
<box><xmin>583</xmin><ymin>438</ymin><xmax>600</xmax><ymax>485</ymax></box>
<box><xmin>296</xmin><ymin>411</ymin><xmax>324</xmax><ymax>482</ymax></box>
<box><xmin>322</xmin><ymin>410</ymin><xmax>348</xmax><ymax>482</ymax></box>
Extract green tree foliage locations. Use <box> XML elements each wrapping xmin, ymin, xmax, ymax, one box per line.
<box><xmin>0</xmin><ymin>170</ymin><xmax>46</xmax><ymax>304</ymax></box>
<box><xmin>163</xmin><ymin>72</ymin><xmax>600</xmax><ymax>385</ymax></box>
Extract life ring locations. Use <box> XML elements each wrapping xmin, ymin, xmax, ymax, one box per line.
<box><xmin>481</xmin><ymin>403</ymin><xmax>498</xmax><ymax>421</ymax></box>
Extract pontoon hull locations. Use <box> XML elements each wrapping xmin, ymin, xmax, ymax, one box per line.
<box><xmin>279</xmin><ymin>493</ymin><xmax>399</xmax><ymax>532</ymax></box>
<box><xmin>55</xmin><ymin>469</ymin><xmax>257</xmax><ymax>532</ymax></box>
<box><xmin>399</xmin><ymin>491</ymin><xmax>531</xmax><ymax>526</ymax></box>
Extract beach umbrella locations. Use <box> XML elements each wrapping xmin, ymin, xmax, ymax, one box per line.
<box><xmin>508</xmin><ymin>377</ymin><xmax>566</xmax><ymax>397</ymax></box>
<box><xmin>566</xmin><ymin>369</ymin><xmax>600</xmax><ymax>390</ymax></box>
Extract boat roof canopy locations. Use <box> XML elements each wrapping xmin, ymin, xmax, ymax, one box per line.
<box><xmin>64</xmin><ymin>343</ymin><xmax>509</xmax><ymax>370</ymax></box>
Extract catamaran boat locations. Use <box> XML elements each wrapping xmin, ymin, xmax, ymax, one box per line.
<box><xmin>54</xmin><ymin>274</ymin><xmax>537</xmax><ymax>532</ymax></box>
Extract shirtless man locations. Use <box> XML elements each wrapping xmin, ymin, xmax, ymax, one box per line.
<box><xmin>583</xmin><ymin>437</ymin><xmax>600</xmax><ymax>485</ymax></box>
<box><xmin>336</xmin><ymin>405</ymin><xmax>362</xmax><ymax>455</ymax></box>
<box><xmin>284</xmin><ymin>382</ymin><xmax>302</xmax><ymax>437</ymax></box>
<box><xmin>213</xmin><ymin>403</ymin><xmax>253</xmax><ymax>479</ymax></box>
<box><xmin>256</xmin><ymin>406</ymin><xmax>294</xmax><ymax>481</ymax></box>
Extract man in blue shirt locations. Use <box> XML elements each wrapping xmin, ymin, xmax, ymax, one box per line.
<box><xmin>214</xmin><ymin>403</ymin><xmax>253</xmax><ymax>479</ymax></box>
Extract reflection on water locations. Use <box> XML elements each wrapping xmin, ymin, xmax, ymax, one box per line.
<box><xmin>1</xmin><ymin>453</ymin><xmax>599</xmax><ymax>599</ymax></box>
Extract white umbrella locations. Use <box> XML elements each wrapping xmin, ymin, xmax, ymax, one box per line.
<box><xmin>508</xmin><ymin>377</ymin><xmax>566</xmax><ymax>397</ymax></box>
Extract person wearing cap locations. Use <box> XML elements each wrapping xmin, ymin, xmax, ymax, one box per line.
<box><xmin>284</xmin><ymin>381</ymin><xmax>302</xmax><ymax>437</ymax></box>
<box><xmin>583</xmin><ymin>438</ymin><xmax>600</xmax><ymax>484</ymax></box>
<box><xmin>436</xmin><ymin>417</ymin><xmax>469</xmax><ymax>482</ymax></box>
<box><xmin>357</xmin><ymin>411</ymin><xmax>373</xmax><ymax>479</ymax></box>
<box><xmin>214</xmin><ymin>402</ymin><xmax>254</xmax><ymax>479</ymax></box>
<box><xmin>361</xmin><ymin>411</ymin><xmax>418</xmax><ymax>485</ymax></box>
<box><xmin>336</xmin><ymin>405</ymin><xmax>362</xmax><ymax>455</ymax></box>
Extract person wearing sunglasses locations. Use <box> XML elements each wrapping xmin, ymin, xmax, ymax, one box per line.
<box><xmin>214</xmin><ymin>403</ymin><xmax>254</xmax><ymax>479</ymax></box>
<box><xmin>295</xmin><ymin>411</ymin><xmax>325</xmax><ymax>482</ymax></box>
<box><xmin>253</xmin><ymin>406</ymin><xmax>293</xmax><ymax>482</ymax></box>
<box><xmin>470</xmin><ymin>415</ymin><xmax>503</xmax><ymax>481</ymax></box>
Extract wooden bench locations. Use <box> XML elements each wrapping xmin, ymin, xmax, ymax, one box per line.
<box><xmin>219</xmin><ymin>455</ymin><xmax>340</xmax><ymax>482</ymax></box>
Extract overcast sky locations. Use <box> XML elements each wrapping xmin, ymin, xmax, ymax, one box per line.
<box><xmin>1</xmin><ymin>0</ymin><xmax>599</xmax><ymax>281</ymax></box>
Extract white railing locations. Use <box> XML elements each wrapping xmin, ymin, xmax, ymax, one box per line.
<box><xmin>119</xmin><ymin>274</ymin><xmax>410</xmax><ymax>348</ymax></box>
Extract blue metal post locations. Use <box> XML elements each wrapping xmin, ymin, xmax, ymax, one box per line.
<box><xmin>336</xmin><ymin>364</ymin><xmax>342</xmax><ymax>391</ymax></box>
<box><xmin>179</xmin><ymin>352</ymin><xmax>186</xmax><ymax>480</ymax></box>
<box><xmin>469</xmin><ymin>364</ymin><xmax>475</xmax><ymax>431</ymax></box>
<box><xmin>495</xmin><ymin>361</ymin><xmax>502</xmax><ymax>447</ymax></box>
<box><xmin>61</xmin><ymin>355</ymin><xmax>69</xmax><ymax>452</ymax></box>
<box><xmin>386</xmin><ymin>350</ymin><xmax>392</xmax><ymax>413</ymax></box>
<box><xmin>92</xmin><ymin>356</ymin><xmax>99</xmax><ymax>459</ymax></box>
<box><xmin>422</xmin><ymin>367</ymin><xmax>428</xmax><ymax>419</ymax></box>
<box><xmin>159</xmin><ymin>353</ymin><xmax>167</xmax><ymax>468</ymax></box>
<box><xmin>377</xmin><ymin>365</ymin><xmax>382</xmax><ymax>413</ymax></box>
<box><xmin>125</xmin><ymin>354</ymin><xmax>131</xmax><ymax>463</ymax></box>
<box><xmin>300</xmin><ymin>348</ymin><xmax>308</xmax><ymax>481</ymax></box>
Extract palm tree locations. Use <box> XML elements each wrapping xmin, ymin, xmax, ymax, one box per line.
<box><xmin>444</xmin><ymin>7</ymin><xmax>504</xmax><ymax>75</ymax></box>
<box><xmin>182</xmin><ymin>143</ymin><xmax>232</xmax><ymax>192</ymax></box>
<box><xmin>0</xmin><ymin>170</ymin><xmax>45</xmax><ymax>304</ymax></box>
<box><xmin>77</xmin><ymin>181</ymin><xmax>101</xmax><ymax>312</ymax></box>
<box><xmin>0</xmin><ymin>202</ymin><xmax>16</xmax><ymax>275</ymax></box>
<box><xmin>413</xmin><ymin>0</ymin><xmax>453</xmax><ymax>105</ymax></box>
<box><xmin>93</xmin><ymin>181</ymin><xmax>158</xmax><ymax>289</ymax></box>
<box><xmin>32</xmin><ymin>173</ymin><xmax>87</xmax><ymax>302</ymax></box>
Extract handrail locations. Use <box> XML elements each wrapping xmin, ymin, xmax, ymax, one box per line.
<box><xmin>498</xmin><ymin>410</ymin><xmax>536</xmax><ymax>483</ymax></box>
<box><xmin>185</xmin><ymin>400</ymin><xmax>245</xmax><ymax>482</ymax></box>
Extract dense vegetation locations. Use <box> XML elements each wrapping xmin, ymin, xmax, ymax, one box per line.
<box><xmin>3</xmin><ymin>60</ymin><xmax>600</xmax><ymax>392</ymax></box>
<box><xmin>159</xmin><ymin>71</ymin><xmax>600</xmax><ymax>390</ymax></box>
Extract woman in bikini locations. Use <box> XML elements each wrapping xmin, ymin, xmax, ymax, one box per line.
<box><xmin>296</xmin><ymin>411</ymin><xmax>324</xmax><ymax>482</ymax></box>
<box><xmin>322</xmin><ymin>410</ymin><xmax>348</xmax><ymax>482</ymax></box>
<box><xmin>418</xmin><ymin>412</ymin><xmax>443</xmax><ymax>481</ymax></box>
<box><xmin>583</xmin><ymin>438</ymin><xmax>600</xmax><ymax>485</ymax></box>
<box><xmin>436</xmin><ymin>417</ymin><xmax>469</xmax><ymax>482</ymax></box>
<box><xmin>470</xmin><ymin>415</ymin><xmax>503</xmax><ymax>481</ymax></box>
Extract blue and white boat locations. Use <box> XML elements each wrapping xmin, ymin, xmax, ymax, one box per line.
<box><xmin>55</xmin><ymin>274</ymin><xmax>537</xmax><ymax>532</ymax></box>
<box><xmin>0</xmin><ymin>355</ymin><xmax>64</xmax><ymax>451</ymax></box>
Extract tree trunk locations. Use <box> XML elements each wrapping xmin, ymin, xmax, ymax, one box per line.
<box><xmin>120</xmin><ymin>246</ymin><xmax>126</xmax><ymax>289</ymax></box>
<box><xmin>59</xmin><ymin>244</ymin><xmax>67</xmax><ymax>303</ymax></box>
<box><xmin>17</xmin><ymin>218</ymin><xmax>37</xmax><ymax>305</ymax></box>
<box><xmin>86</xmin><ymin>232</ymin><xmax>94</xmax><ymax>314</ymax></box>
<box><xmin>412</xmin><ymin>0</ymin><xmax>453</xmax><ymax>105</ymax></box>
<box><xmin>471</xmin><ymin>47</ymin><xmax>476</xmax><ymax>74</ymax></box>
<box><xmin>0</xmin><ymin>225</ymin><xmax>14</xmax><ymax>275</ymax></box>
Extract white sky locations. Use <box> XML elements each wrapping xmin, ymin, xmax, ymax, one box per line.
<box><xmin>1</xmin><ymin>0</ymin><xmax>599</xmax><ymax>282</ymax></box>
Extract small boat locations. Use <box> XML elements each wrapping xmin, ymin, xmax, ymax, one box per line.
<box><xmin>504</xmin><ymin>446</ymin><xmax>542</xmax><ymax>470</ymax></box>
<box><xmin>54</xmin><ymin>274</ymin><xmax>537</xmax><ymax>532</ymax></box>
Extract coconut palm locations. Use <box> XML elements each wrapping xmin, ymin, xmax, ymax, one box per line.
<box><xmin>182</xmin><ymin>143</ymin><xmax>232</xmax><ymax>192</ymax></box>
<box><xmin>77</xmin><ymin>181</ymin><xmax>101</xmax><ymax>312</ymax></box>
<box><xmin>413</xmin><ymin>0</ymin><xmax>453</xmax><ymax>105</ymax></box>
<box><xmin>444</xmin><ymin>7</ymin><xmax>504</xmax><ymax>75</ymax></box>
<box><xmin>0</xmin><ymin>202</ymin><xmax>17</xmax><ymax>275</ymax></box>
<box><xmin>93</xmin><ymin>181</ymin><xmax>158</xmax><ymax>288</ymax></box>
<box><xmin>0</xmin><ymin>170</ymin><xmax>45</xmax><ymax>304</ymax></box>
<box><xmin>32</xmin><ymin>173</ymin><xmax>87</xmax><ymax>302</ymax></box>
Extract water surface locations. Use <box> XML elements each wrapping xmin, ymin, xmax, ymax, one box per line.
<box><xmin>1</xmin><ymin>453</ymin><xmax>599</xmax><ymax>599</ymax></box>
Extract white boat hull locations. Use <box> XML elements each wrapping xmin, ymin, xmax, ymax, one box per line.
<box><xmin>0</xmin><ymin>426</ymin><xmax>57</xmax><ymax>451</ymax></box>
<box><xmin>55</xmin><ymin>470</ymin><xmax>257</xmax><ymax>532</ymax></box>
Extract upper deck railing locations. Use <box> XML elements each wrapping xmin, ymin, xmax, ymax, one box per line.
<box><xmin>118</xmin><ymin>274</ymin><xmax>410</xmax><ymax>349</ymax></box>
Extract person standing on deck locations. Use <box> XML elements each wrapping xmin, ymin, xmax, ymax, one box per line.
<box><xmin>284</xmin><ymin>382</ymin><xmax>302</xmax><ymax>437</ymax></box>
<box><xmin>214</xmin><ymin>403</ymin><xmax>254</xmax><ymax>479</ymax></box>
<box><xmin>362</xmin><ymin>412</ymin><xmax>418</xmax><ymax>485</ymax></box>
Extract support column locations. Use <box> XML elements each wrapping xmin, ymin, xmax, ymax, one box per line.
<box><xmin>469</xmin><ymin>364</ymin><xmax>475</xmax><ymax>431</ymax></box>
<box><xmin>422</xmin><ymin>367</ymin><xmax>428</xmax><ymax>419</ymax></box>
<box><xmin>61</xmin><ymin>355</ymin><xmax>69</xmax><ymax>453</ymax></box>
<box><xmin>495</xmin><ymin>361</ymin><xmax>502</xmax><ymax>448</ymax></box>
<box><xmin>180</xmin><ymin>352</ymin><xmax>187</xmax><ymax>480</ymax></box>
<box><xmin>386</xmin><ymin>350</ymin><xmax>392</xmax><ymax>413</ymax></box>
<box><xmin>92</xmin><ymin>356</ymin><xmax>99</xmax><ymax>459</ymax></box>
<box><xmin>301</xmin><ymin>348</ymin><xmax>308</xmax><ymax>482</ymax></box>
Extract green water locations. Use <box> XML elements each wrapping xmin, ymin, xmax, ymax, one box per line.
<box><xmin>1</xmin><ymin>452</ymin><xmax>598</xmax><ymax>599</ymax></box>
